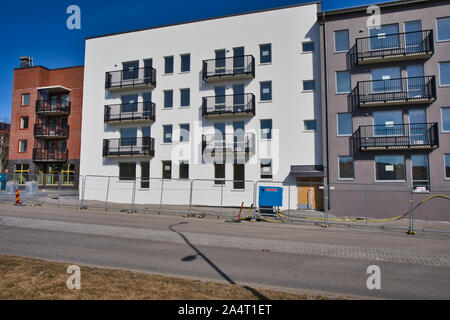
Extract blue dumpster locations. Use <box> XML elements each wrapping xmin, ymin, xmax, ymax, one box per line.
<box><xmin>259</xmin><ymin>186</ymin><xmax>283</xmax><ymax>207</ymax></box>
<box><xmin>0</xmin><ymin>174</ymin><xmax>7</xmax><ymax>191</ymax></box>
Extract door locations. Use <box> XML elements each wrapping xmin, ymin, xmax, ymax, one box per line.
<box><xmin>233</xmin><ymin>47</ymin><xmax>245</xmax><ymax>74</ymax></box>
<box><xmin>297</xmin><ymin>178</ymin><xmax>324</xmax><ymax>210</ymax></box>
<box><xmin>214</xmin><ymin>86</ymin><xmax>226</xmax><ymax>111</ymax></box>
<box><xmin>406</xmin><ymin>64</ymin><xmax>425</xmax><ymax>98</ymax></box>
<box><xmin>404</xmin><ymin>20</ymin><xmax>422</xmax><ymax>53</ymax></box>
<box><xmin>215</xmin><ymin>49</ymin><xmax>226</xmax><ymax>74</ymax></box>
<box><xmin>369</xmin><ymin>23</ymin><xmax>399</xmax><ymax>51</ymax></box>
<box><xmin>371</xmin><ymin>67</ymin><xmax>402</xmax><ymax>93</ymax></box>
<box><xmin>143</xmin><ymin>93</ymin><xmax>152</xmax><ymax>117</ymax></box>
<box><xmin>373</xmin><ymin>110</ymin><xmax>403</xmax><ymax>137</ymax></box>
<box><xmin>409</xmin><ymin>109</ymin><xmax>427</xmax><ymax>145</ymax></box>
<box><xmin>233</xmin><ymin>84</ymin><xmax>245</xmax><ymax>112</ymax></box>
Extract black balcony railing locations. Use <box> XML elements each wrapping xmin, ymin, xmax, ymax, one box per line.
<box><xmin>202</xmin><ymin>93</ymin><xmax>255</xmax><ymax>118</ymax></box>
<box><xmin>352</xmin><ymin>76</ymin><xmax>436</xmax><ymax>108</ymax></box>
<box><xmin>202</xmin><ymin>55</ymin><xmax>255</xmax><ymax>81</ymax></box>
<box><xmin>103</xmin><ymin>137</ymin><xmax>155</xmax><ymax>157</ymax></box>
<box><xmin>353</xmin><ymin>30</ymin><xmax>434</xmax><ymax>64</ymax></box>
<box><xmin>33</xmin><ymin>148</ymin><xmax>68</xmax><ymax>162</ymax></box>
<box><xmin>105</xmin><ymin>67</ymin><xmax>157</xmax><ymax>90</ymax></box>
<box><xmin>34</xmin><ymin>124</ymin><xmax>69</xmax><ymax>138</ymax></box>
<box><xmin>104</xmin><ymin>102</ymin><xmax>156</xmax><ymax>123</ymax></box>
<box><xmin>353</xmin><ymin>123</ymin><xmax>439</xmax><ymax>151</ymax></box>
<box><xmin>202</xmin><ymin>133</ymin><xmax>255</xmax><ymax>155</ymax></box>
<box><xmin>36</xmin><ymin>100</ymin><xmax>71</xmax><ymax>114</ymax></box>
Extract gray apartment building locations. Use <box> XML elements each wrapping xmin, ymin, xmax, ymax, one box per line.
<box><xmin>318</xmin><ymin>0</ymin><xmax>450</xmax><ymax>221</ymax></box>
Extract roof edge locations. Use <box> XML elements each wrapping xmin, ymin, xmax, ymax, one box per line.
<box><xmin>14</xmin><ymin>65</ymin><xmax>84</xmax><ymax>71</ymax></box>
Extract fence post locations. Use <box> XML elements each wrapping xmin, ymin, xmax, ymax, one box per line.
<box><xmin>324</xmin><ymin>184</ymin><xmax>329</xmax><ymax>225</ymax></box>
<box><xmin>159</xmin><ymin>178</ymin><xmax>164</xmax><ymax>215</ymax></box>
<box><xmin>288</xmin><ymin>185</ymin><xmax>291</xmax><ymax>223</ymax></box>
<box><xmin>365</xmin><ymin>184</ymin><xmax>368</xmax><ymax>227</ymax></box>
<box><xmin>220</xmin><ymin>181</ymin><xmax>224</xmax><ymax>209</ymax></box>
<box><xmin>105</xmin><ymin>176</ymin><xmax>110</xmax><ymax>211</ymax></box>
<box><xmin>188</xmin><ymin>179</ymin><xmax>194</xmax><ymax>216</ymax></box>
<box><xmin>131</xmin><ymin>178</ymin><xmax>137</xmax><ymax>213</ymax></box>
<box><xmin>408</xmin><ymin>186</ymin><xmax>415</xmax><ymax>234</ymax></box>
<box><xmin>58</xmin><ymin>174</ymin><xmax>61</xmax><ymax>208</ymax></box>
<box><xmin>79</xmin><ymin>175</ymin><xmax>87</xmax><ymax>210</ymax></box>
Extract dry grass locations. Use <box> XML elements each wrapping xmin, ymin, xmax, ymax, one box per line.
<box><xmin>0</xmin><ymin>254</ymin><xmax>339</xmax><ymax>300</ymax></box>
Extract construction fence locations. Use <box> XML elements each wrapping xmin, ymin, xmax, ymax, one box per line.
<box><xmin>0</xmin><ymin>173</ymin><xmax>449</xmax><ymax>234</ymax></box>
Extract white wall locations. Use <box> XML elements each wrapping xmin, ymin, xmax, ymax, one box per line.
<box><xmin>80</xmin><ymin>4</ymin><xmax>322</xmax><ymax>209</ymax></box>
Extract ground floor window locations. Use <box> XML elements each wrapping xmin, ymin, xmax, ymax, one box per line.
<box><xmin>179</xmin><ymin>161</ymin><xmax>189</xmax><ymax>180</ymax></box>
<box><xmin>233</xmin><ymin>163</ymin><xmax>245</xmax><ymax>190</ymax></box>
<box><xmin>445</xmin><ymin>154</ymin><xmax>450</xmax><ymax>180</ymax></box>
<box><xmin>119</xmin><ymin>163</ymin><xmax>136</xmax><ymax>181</ymax></box>
<box><xmin>338</xmin><ymin>156</ymin><xmax>354</xmax><ymax>180</ymax></box>
<box><xmin>214</xmin><ymin>163</ymin><xmax>225</xmax><ymax>185</ymax></box>
<box><xmin>375</xmin><ymin>155</ymin><xmax>405</xmax><ymax>181</ymax></box>
<box><xmin>13</xmin><ymin>164</ymin><xmax>29</xmax><ymax>185</ymax></box>
<box><xmin>411</xmin><ymin>155</ymin><xmax>429</xmax><ymax>192</ymax></box>
<box><xmin>141</xmin><ymin>161</ymin><xmax>150</xmax><ymax>188</ymax></box>
<box><xmin>162</xmin><ymin>161</ymin><xmax>172</xmax><ymax>179</ymax></box>
<box><xmin>61</xmin><ymin>164</ymin><xmax>75</xmax><ymax>186</ymax></box>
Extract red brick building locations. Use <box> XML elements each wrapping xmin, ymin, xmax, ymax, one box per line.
<box><xmin>8</xmin><ymin>58</ymin><xmax>84</xmax><ymax>187</ymax></box>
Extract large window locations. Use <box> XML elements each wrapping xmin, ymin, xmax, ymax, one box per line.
<box><xmin>337</xmin><ymin>113</ymin><xmax>353</xmax><ymax>136</ymax></box>
<box><xmin>122</xmin><ymin>61</ymin><xmax>139</xmax><ymax>80</ymax></box>
<box><xmin>260</xmin><ymin>119</ymin><xmax>272</xmax><ymax>140</ymax></box>
<box><xmin>442</xmin><ymin>107</ymin><xmax>450</xmax><ymax>132</ymax></box>
<box><xmin>233</xmin><ymin>163</ymin><xmax>245</xmax><ymax>190</ymax></box>
<box><xmin>120</xmin><ymin>128</ymin><xmax>137</xmax><ymax>146</ymax></box>
<box><xmin>164</xmin><ymin>56</ymin><xmax>174</xmax><ymax>74</ymax></box>
<box><xmin>141</xmin><ymin>162</ymin><xmax>150</xmax><ymax>189</ymax></box>
<box><xmin>369</xmin><ymin>24</ymin><xmax>399</xmax><ymax>50</ymax></box>
<box><xmin>375</xmin><ymin>155</ymin><xmax>405</xmax><ymax>181</ymax></box>
<box><xmin>373</xmin><ymin>110</ymin><xmax>403</xmax><ymax>136</ymax></box>
<box><xmin>214</xmin><ymin>163</ymin><xmax>225</xmax><ymax>185</ymax></box>
<box><xmin>180</xmin><ymin>124</ymin><xmax>190</xmax><ymax>143</ymax></box>
<box><xmin>180</xmin><ymin>54</ymin><xmax>191</xmax><ymax>72</ymax></box>
<box><xmin>336</xmin><ymin>71</ymin><xmax>351</xmax><ymax>94</ymax></box>
<box><xmin>121</xmin><ymin>94</ymin><xmax>138</xmax><ymax>113</ymax></box>
<box><xmin>163</xmin><ymin>125</ymin><xmax>172</xmax><ymax>143</ymax></box>
<box><xmin>411</xmin><ymin>155</ymin><xmax>429</xmax><ymax>192</ymax></box>
<box><xmin>179</xmin><ymin>161</ymin><xmax>189</xmax><ymax>180</ymax></box>
<box><xmin>119</xmin><ymin>163</ymin><xmax>136</xmax><ymax>181</ymax></box>
<box><xmin>338</xmin><ymin>156</ymin><xmax>354</xmax><ymax>180</ymax></box>
<box><xmin>371</xmin><ymin>67</ymin><xmax>401</xmax><ymax>93</ymax></box>
<box><xmin>334</xmin><ymin>29</ymin><xmax>349</xmax><ymax>52</ymax></box>
<box><xmin>19</xmin><ymin>140</ymin><xmax>27</xmax><ymax>152</ymax></box>
<box><xmin>439</xmin><ymin>62</ymin><xmax>450</xmax><ymax>86</ymax></box>
<box><xmin>445</xmin><ymin>154</ymin><xmax>450</xmax><ymax>180</ymax></box>
<box><xmin>437</xmin><ymin>17</ymin><xmax>450</xmax><ymax>42</ymax></box>
<box><xmin>180</xmin><ymin>88</ymin><xmax>190</xmax><ymax>107</ymax></box>
<box><xmin>14</xmin><ymin>164</ymin><xmax>29</xmax><ymax>185</ymax></box>
<box><xmin>164</xmin><ymin>90</ymin><xmax>173</xmax><ymax>108</ymax></box>
<box><xmin>162</xmin><ymin>161</ymin><xmax>172</xmax><ymax>179</ymax></box>
<box><xmin>260</xmin><ymin>44</ymin><xmax>272</xmax><ymax>64</ymax></box>
<box><xmin>260</xmin><ymin>81</ymin><xmax>272</xmax><ymax>101</ymax></box>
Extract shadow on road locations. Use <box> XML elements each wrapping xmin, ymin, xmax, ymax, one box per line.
<box><xmin>168</xmin><ymin>222</ymin><xmax>269</xmax><ymax>300</ymax></box>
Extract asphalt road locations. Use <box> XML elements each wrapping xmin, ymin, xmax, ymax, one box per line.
<box><xmin>0</xmin><ymin>204</ymin><xmax>449</xmax><ymax>299</ymax></box>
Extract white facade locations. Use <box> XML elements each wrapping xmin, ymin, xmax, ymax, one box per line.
<box><xmin>80</xmin><ymin>3</ymin><xmax>323</xmax><ymax>210</ymax></box>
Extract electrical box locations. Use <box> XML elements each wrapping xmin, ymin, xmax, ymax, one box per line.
<box><xmin>258</xmin><ymin>186</ymin><xmax>283</xmax><ymax>207</ymax></box>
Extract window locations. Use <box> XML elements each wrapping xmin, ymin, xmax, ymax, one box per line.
<box><xmin>369</xmin><ymin>24</ymin><xmax>400</xmax><ymax>50</ymax></box>
<box><xmin>371</xmin><ymin>67</ymin><xmax>401</xmax><ymax>93</ymax></box>
<box><xmin>119</xmin><ymin>163</ymin><xmax>136</xmax><ymax>181</ymax></box>
<box><xmin>337</xmin><ymin>113</ymin><xmax>353</xmax><ymax>136</ymax></box>
<box><xmin>302</xmin><ymin>41</ymin><xmax>314</xmax><ymax>52</ymax></box>
<box><xmin>180</xmin><ymin>88</ymin><xmax>190</xmax><ymax>107</ymax></box>
<box><xmin>162</xmin><ymin>161</ymin><xmax>172</xmax><ymax>179</ymax></box>
<box><xmin>304</xmin><ymin>120</ymin><xmax>316</xmax><ymax>131</ymax></box>
<box><xmin>442</xmin><ymin>107</ymin><xmax>450</xmax><ymax>132</ymax></box>
<box><xmin>260</xmin><ymin>81</ymin><xmax>272</xmax><ymax>101</ymax></box>
<box><xmin>179</xmin><ymin>161</ymin><xmax>189</xmax><ymax>179</ymax></box>
<box><xmin>180</xmin><ymin>124</ymin><xmax>190</xmax><ymax>143</ymax></box>
<box><xmin>22</xmin><ymin>93</ymin><xmax>30</xmax><ymax>106</ymax></box>
<box><xmin>375</xmin><ymin>155</ymin><xmax>405</xmax><ymax>181</ymax></box>
<box><xmin>141</xmin><ymin>162</ymin><xmax>150</xmax><ymax>189</ymax></box>
<box><xmin>336</xmin><ymin>71</ymin><xmax>351</xmax><ymax>94</ymax></box>
<box><xmin>412</xmin><ymin>155</ymin><xmax>429</xmax><ymax>192</ymax></box>
<box><xmin>303</xmin><ymin>80</ymin><xmax>315</xmax><ymax>91</ymax></box>
<box><xmin>334</xmin><ymin>30</ymin><xmax>349</xmax><ymax>52</ymax></box>
<box><xmin>373</xmin><ymin>110</ymin><xmax>403</xmax><ymax>136</ymax></box>
<box><xmin>233</xmin><ymin>163</ymin><xmax>245</xmax><ymax>190</ymax></box>
<box><xmin>121</xmin><ymin>94</ymin><xmax>138</xmax><ymax>113</ymax></box>
<box><xmin>120</xmin><ymin>128</ymin><xmax>137</xmax><ymax>146</ymax></box>
<box><xmin>180</xmin><ymin>54</ymin><xmax>190</xmax><ymax>72</ymax></box>
<box><xmin>14</xmin><ymin>164</ymin><xmax>29</xmax><ymax>185</ymax></box>
<box><xmin>163</xmin><ymin>125</ymin><xmax>172</xmax><ymax>143</ymax></box>
<box><xmin>164</xmin><ymin>56</ymin><xmax>174</xmax><ymax>74</ymax></box>
<box><xmin>164</xmin><ymin>90</ymin><xmax>173</xmax><ymax>108</ymax></box>
<box><xmin>260</xmin><ymin>119</ymin><xmax>272</xmax><ymax>140</ymax></box>
<box><xmin>20</xmin><ymin>116</ymin><xmax>29</xmax><ymax>129</ymax></box>
<box><xmin>260</xmin><ymin>159</ymin><xmax>273</xmax><ymax>179</ymax></box>
<box><xmin>437</xmin><ymin>17</ymin><xmax>450</xmax><ymax>41</ymax></box>
<box><xmin>338</xmin><ymin>156</ymin><xmax>354</xmax><ymax>180</ymax></box>
<box><xmin>214</xmin><ymin>163</ymin><xmax>225</xmax><ymax>185</ymax></box>
<box><xmin>19</xmin><ymin>140</ymin><xmax>27</xmax><ymax>152</ymax></box>
<box><xmin>122</xmin><ymin>61</ymin><xmax>139</xmax><ymax>80</ymax></box>
<box><xmin>445</xmin><ymin>154</ymin><xmax>450</xmax><ymax>180</ymax></box>
<box><xmin>439</xmin><ymin>62</ymin><xmax>450</xmax><ymax>86</ymax></box>
<box><xmin>260</xmin><ymin>44</ymin><xmax>272</xmax><ymax>64</ymax></box>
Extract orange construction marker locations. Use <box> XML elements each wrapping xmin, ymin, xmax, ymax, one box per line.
<box><xmin>15</xmin><ymin>189</ymin><xmax>20</xmax><ymax>205</ymax></box>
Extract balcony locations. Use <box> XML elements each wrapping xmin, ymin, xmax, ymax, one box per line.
<box><xmin>202</xmin><ymin>55</ymin><xmax>255</xmax><ymax>82</ymax></box>
<box><xmin>353</xmin><ymin>123</ymin><xmax>439</xmax><ymax>152</ymax></box>
<box><xmin>105</xmin><ymin>67</ymin><xmax>156</xmax><ymax>92</ymax></box>
<box><xmin>33</xmin><ymin>149</ymin><xmax>68</xmax><ymax>162</ymax></box>
<box><xmin>202</xmin><ymin>93</ymin><xmax>255</xmax><ymax>119</ymax></box>
<box><xmin>36</xmin><ymin>100</ymin><xmax>71</xmax><ymax>115</ymax></box>
<box><xmin>34</xmin><ymin>124</ymin><xmax>69</xmax><ymax>139</ymax></box>
<box><xmin>353</xmin><ymin>30</ymin><xmax>434</xmax><ymax>65</ymax></box>
<box><xmin>103</xmin><ymin>137</ymin><xmax>155</xmax><ymax>158</ymax></box>
<box><xmin>104</xmin><ymin>102</ymin><xmax>156</xmax><ymax>124</ymax></box>
<box><xmin>202</xmin><ymin>133</ymin><xmax>255</xmax><ymax>156</ymax></box>
<box><xmin>352</xmin><ymin>76</ymin><xmax>436</xmax><ymax>108</ymax></box>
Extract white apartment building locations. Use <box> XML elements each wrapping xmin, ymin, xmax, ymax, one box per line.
<box><xmin>80</xmin><ymin>2</ymin><xmax>323</xmax><ymax>210</ymax></box>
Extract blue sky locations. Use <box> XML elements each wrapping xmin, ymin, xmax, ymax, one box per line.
<box><xmin>0</xmin><ymin>0</ymin><xmax>393</xmax><ymax>121</ymax></box>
